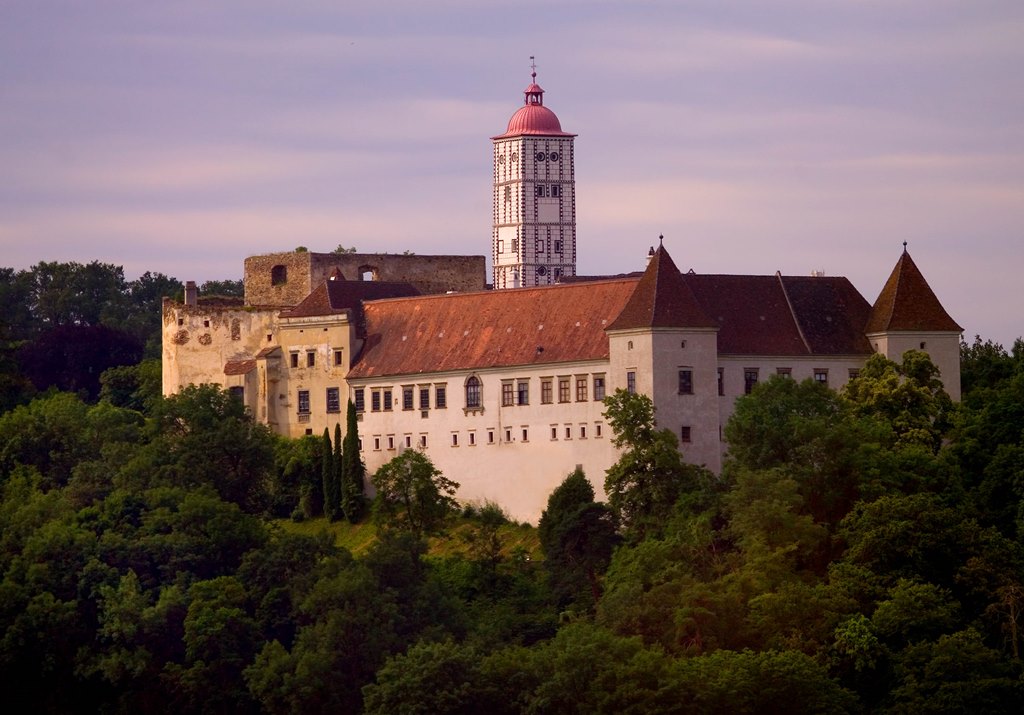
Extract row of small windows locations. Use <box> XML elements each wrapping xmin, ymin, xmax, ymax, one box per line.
<box><xmin>356</xmin><ymin>375</ymin><xmax>606</xmax><ymax>413</ymax></box>
<box><xmin>289</xmin><ymin>349</ymin><xmax>344</xmax><ymax>369</ymax></box>
<box><xmin>368</xmin><ymin>422</ymin><xmax>604</xmax><ymax>452</ymax></box>
<box><xmin>535</xmin><ymin>184</ymin><xmax>562</xmax><ymax>198</ymax></box>
<box><xmin>295</xmin><ymin>387</ymin><xmax>343</xmax><ymax>418</ymax></box>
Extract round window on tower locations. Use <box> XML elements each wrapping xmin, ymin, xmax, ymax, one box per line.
<box><xmin>537</xmin><ymin>266</ymin><xmax>547</xmax><ymax>276</ymax></box>
<box><xmin>498</xmin><ymin>154</ymin><xmax>506</xmax><ymax>164</ymax></box>
<box><xmin>536</xmin><ymin>152</ymin><xmax>546</xmax><ymax>161</ymax></box>
<box><xmin>549</xmin><ymin>152</ymin><xmax>560</xmax><ymax>161</ymax></box>
<box><xmin>511</xmin><ymin>152</ymin><xmax>518</xmax><ymax>162</ymax></box>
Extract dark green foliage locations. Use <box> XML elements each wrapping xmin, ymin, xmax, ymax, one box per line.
<box><xmin>341</xmin><ymin>400</ymin><xmax>367</xmax><ymax>522</ymax></box>
<box><xmin>199</xmin><ymin>279</ymin><xmax>244</xmax><ymax>298</ymax></box>
<box><xmin>321</xmin><ymin>428</ymin><xmax>340</xmax><ymax>521</ymax></box>
<box><xmin>18</xmin><ymin>323</ymin><xmax>143</xmax><ymax>400</ymax></box>
<box><xmin>99</xmin><ymin>358</ymin><xmax>162</xmax><ymax>413</ymax></box>
<box><xmin>603</xmin><ymin>389</ymin><xmax>699</xmax><ymax>539</ymax></box>
<box><xmin>538</xmin><ymin>468</ymin><xmax>617</xmax><ymax>610</ymax></box>
<box><xmin>372</xmin><ymin>450</ymin><xmax>459</xmax><ymax>536</ymax></box>
<box><xmin>138</xmin><ymin>384</ymin><xmax>276</xmax><ymax>513</ymax></box>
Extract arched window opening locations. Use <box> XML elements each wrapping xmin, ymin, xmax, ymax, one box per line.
<box><xmin>358</xmin><ymin>264</ymin><xmax>380</xmax><ymax>282</ymax></box>
<box><xmin>465</xmin><ymin>376</ymin><xmax>482</xmax><ymax>409</ymax></box>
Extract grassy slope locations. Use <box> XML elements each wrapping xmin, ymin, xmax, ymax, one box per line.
<box><xmin>276</xmin><ymin>515</ymin><xmax>543</xmax><ymax>561</ymax></box>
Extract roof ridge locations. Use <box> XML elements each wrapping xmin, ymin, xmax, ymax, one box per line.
<box><xmin>776</xmin><ymin>271</ymin><xmax>812</xmax><ymax>353</ymax></box>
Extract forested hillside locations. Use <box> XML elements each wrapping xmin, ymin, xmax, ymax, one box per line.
<box><xmin>1</xmin><ymin>259</ymin><xmax>1023</xmax><ymax>713</ymax></box>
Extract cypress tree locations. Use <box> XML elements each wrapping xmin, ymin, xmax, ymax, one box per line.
<box><xmin>322</xmin><ymin>427</ymin><xmax>338</xmax><ymax>521</ymax></box>
<box><xmin>342</xmin><ymin>399</ymin><xmax>367</xmax><ymax>522</ymax></box>
<box><xmin>333</xmin><ymin>422</ymin><xmax>345</xmax><ymax>519</ymax></box>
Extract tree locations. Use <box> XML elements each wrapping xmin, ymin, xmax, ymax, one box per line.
<box><xmin>140</xmin><ymin>384</ymin><xmax>275</xmax><ymax>512</ymax></box>
<box><xmin>537</xmin><ymin>468</ymin><xmax>618</xmax><ymax>609</ymax></box>
<box><xmin>199</xmin><ymin>279</ymin><xmax>244</xmax><ymax>298</ymax></box>
<box><xmin>843</xmin><ymin>351</ymin><xmax>952</xmax><ymax>451</ymax></box>
<box><xmin>603</xmin><ymin>389</ymin><xmax>697</xmax><ymax>539</ymax></box>
<box><xmin>341</xmin><ymin>400</ymin><xmax>367</xmax><ymax>522</ymax></box>
<box><xmin>321</xmin><ymin>428</ymin><xmax>339</xmax><ymax>521</ymax></box>
<box><xmin>371</xmin><ymin>451</ymin><xmax>459</xmax><ymax>535</ymax></box>
<box><xmin>333</xmin><ymin>245</ymin><xmax>358</xmax><ymax>254</ymax></box>
<box><xmin>18</xmin><ymin>324</ymin><xmax>143</xmax><ymax>400</ymax></box>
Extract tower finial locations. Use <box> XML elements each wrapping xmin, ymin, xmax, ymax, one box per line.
<box><xmin>903</xmin><ymin>240</ymin><xmax>908</xmax><ymax>252</ymax></box>
<box><xmin>659</xmin><ymin>233</ymin><xmax>664</xmax><ymax>246</ymax></box>
<box><xmin>530</xmin><ymin>55</ymin><xmax>536</xmax><ymax>81</ymax></box>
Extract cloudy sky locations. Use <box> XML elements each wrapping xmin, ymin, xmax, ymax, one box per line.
<box><xmin>1</xmin><ymin>1</ymin><xmax>1021</xmax><ymax>346</ymax></box>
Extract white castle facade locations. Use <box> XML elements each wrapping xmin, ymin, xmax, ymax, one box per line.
<box><xmin>162</xmin><ymin>71</ymin><xmax>962</xmax><ymax>522</ymax></box>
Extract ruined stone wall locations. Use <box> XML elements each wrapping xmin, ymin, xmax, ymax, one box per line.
<box><xmin>244</xmin><ymin>251</ymin><xmax>486</xmax><ymax>307</ymax></box>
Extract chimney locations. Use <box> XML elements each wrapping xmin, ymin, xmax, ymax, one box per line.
<box><xmin>185</xmin><ymin>281</ymin><xmax>198</xmax><ymax>307</ymax></box>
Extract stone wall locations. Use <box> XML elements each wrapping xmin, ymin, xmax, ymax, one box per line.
<box><xmin>244</xmin><ymin>251</ymin><xmax>486</xmax><ymax>307</ymax></box>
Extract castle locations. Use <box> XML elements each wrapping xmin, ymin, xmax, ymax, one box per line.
<box><xmin>162</xmin><ymin>70</ymin><xmax>962</xmax><ymax>522</ymax></box>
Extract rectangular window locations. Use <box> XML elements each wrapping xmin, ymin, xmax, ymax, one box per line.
<box><xmin>435</xmin><ymin>385</ymin><xmax>447</xmax><ymax>409</ymax></box>
<box><xmin>405</xmin><ymin>435</ymin><xmax>412</xmax><ymax>448</ymax></box>
<box><xmin>505</xmin><ymin>428</ymin><xmax>512</xmax><ymax>442</ymax></box>
<box><xmin>744</xmin><ymin>369</ymin><xmax>759</xmax><ymax>395</ymax></box>
<box><xmin>402</xmin><ymin>386</ymin><xmax>414</xmax><ymax>410</ymax></box>
<box><xmin>373</xmin><ymin>437</ymin><xmax>381</xmax><ymax>451</ymax></box>
<box><xmin>777</xmin><ymin>367</ymin><xmax>792</xmax><ymax>378</ymax></box>
<box><xmin>487</xmin><ymin>430</ymin><xmax>495</xmax><ymax>444</ymax></box>
<box><xmin>511</xmin><ymin>238</ymin><xmax>520</xmax><ymax>253</ymax></box>
<box><xmin>307</xmin><ymin>351</ymin><xmax>316</xmax><ymax>368</ymax></box>
<box><xmin>717</xmin><ymin>367</ymin><xmax>724</xmax><ymax>396</ymax></box>
<box><xmin>497</xmin><ymin>240</ymin><xmax>504</xmax><ymax>254</ymax></box>
<box><xmin>452</xmin><ymin>433</ymin><xmax>459</xmax><ymax>447</ymax></box>
<box><xmin>371</xmin><ymin>390</ymin><xmax>381</xmax><ymax>412</ymax></box>
<box><xmin>681</xmin><ymin>425</ymin><xmax>692</xmax><ymax>443</ymax></box>
<box><xmin>469</xmin><ymin>431</ymin><xmax>476</xmax><ymax>446</ymax></box>
<box><xmin>420</xmin><ymin>434</ymin><xmax>428</xmax><ymax>448</ymax></box>
<box><xmin>678</xmin><ymin>369</ymin><xmax>693</xmax><ymax>395</ymax></box>
<box><xmin>383</xmin><ymin>391</ymin><xmax>393</xmax><ymax>411</ymax></box>
<box><xmin>554</xmin><ymin>240</ymin><xmax>563</xmax><ymax>253</ymax></box>
<box><xmin>290</xmin><ymin>352</ymin><xmax>299</xmax><ymax>368</ymax></box>
<box><xmin>326</xmin><ymin>387</ymin><xmax>340</xmax><ymax>413</ymax></box>
<box><xmin>333</xmin><ymin>349</ymin><xmax>343</xmax><ymax>367</ymax></box>
<box><xmin>575</xmin><ymin>377</ymin><xmax>588</xmax><ymax>402</ymax></box>
<box><xmin>297</xmin><ymin>390</ymin><xmax>310</xmax><ymax>414</ymax></box>
<box><xmin>595</xmin><ymin>423</ymin><xmax>603</xmax><ymax>438</ymax></box>
<box><xmin>535</xmin><ymin>185</ymin><xmax>546</xmax><ymax>197</ymax></box>
<box><xmin>593</xmin><ymin>375</ymin><xmax>606</xmax><ymax>401</ymax></box>
<box><xmin>502</xmin><ymin>381</ymin><xmax>515</xmax><ymax>407</ymax></box>
<box><xmin>355</xmin><ymin>388</ymin><xmax>365</xmax><ymax>412</ymax></box>
<box><xmin>564</xmin><ymin>425</ymin><xmax>572</xmax><ymax>440</ymax></box>
<box><xmin>550</xmin><ymin>185</ymin><xmax>561</xmax><ymax>197</ymax></box>
<box><xmin>551</xmin><ymin>426</ymin><xmax>558</xmax><ymax>440</ymax></box>
<box><xmin>517</xmin><ymin>380</ymin><xmax>529</xmax><ymax>406</ymax></box>
<box><xmin>580</xmin><ymin>424</ymin><xmax>587</xmax><ymax>439</ymax></box>
<box><xmin>848</xmin><ymin>368</ymin><xmax>860</xmax><ymax>380</ymax></box>
<box><xmin>558</xmin><ymin>378</ymin><xmax>571</xmax><ymax>403</ymax></box>
<box><xmin>419</xmin><ymin>387</ymin><xmax>430</xmax><ymax>410</ymax></box>
<box><xmin>387</xmin><ymin>436</ymin><xmax>395</xmax><ymax>450</ymax></box>
<box><xmin>814</xmin><ymin>369</ymin><xmax>829</xmax><ymax>386</ymax></box>
<box><xmin>541</xmin><ymin>379</ymin><xmax>553</xmax><ymax>404</ymax></box>
<box><xmin>627</xmin><ymin>371</ymin><xmax>636</xmax><ymax>394</ymax></box>
<box><xmin>228</xmin><ymin>386</ymin><xmax>244</xmax><ymax>403</ymax></box>
<box><xmin>521</xmin><ymin>427</ymin><xmax>529</xmax><ymax>442</ymax></box>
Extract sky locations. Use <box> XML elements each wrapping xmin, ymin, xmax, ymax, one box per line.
<box><xmin>1</xmin><ymin>0</ymin><xmax>1021</xmax><ymax>346</ymax></box>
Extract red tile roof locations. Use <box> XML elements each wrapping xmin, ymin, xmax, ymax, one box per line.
<box><xmin>866</xmin><ymin>249</ymin><xmax>962</xmax><ymax>333</ymax></box>
<box><xmin>347</xmin><ymin>278</ymin><xmax>639</xmax><ymax>378</ymax></box>
<box><xmin>606</xmin><ymin>246</ymin><xmax>716</xmax><ymax>330</ymax></box>
<box><xmin>224</xmin><ymin>359</ymin><xmax>256</xmax><ymax>376</ymax></box>
<box><xmin>283</xmin><ymin>279</ymin><xmax>420</xmax><ymax>319</ymax></box>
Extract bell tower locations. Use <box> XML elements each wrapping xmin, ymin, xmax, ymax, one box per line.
<box><xmin>492</xmin><ymin>60</ymin><xmax>576</xmax><ymax>289</ymax></box>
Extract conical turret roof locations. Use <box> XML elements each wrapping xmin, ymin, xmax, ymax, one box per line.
<box><xmin>866</xmin><ymin>247</ymin><xmax>961</xmax><ymax>333</ymax></box>
<box><xmin>607</xmin><ymin>244</ymin><xmax>717</xmax><ymax>331</ymax></box>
